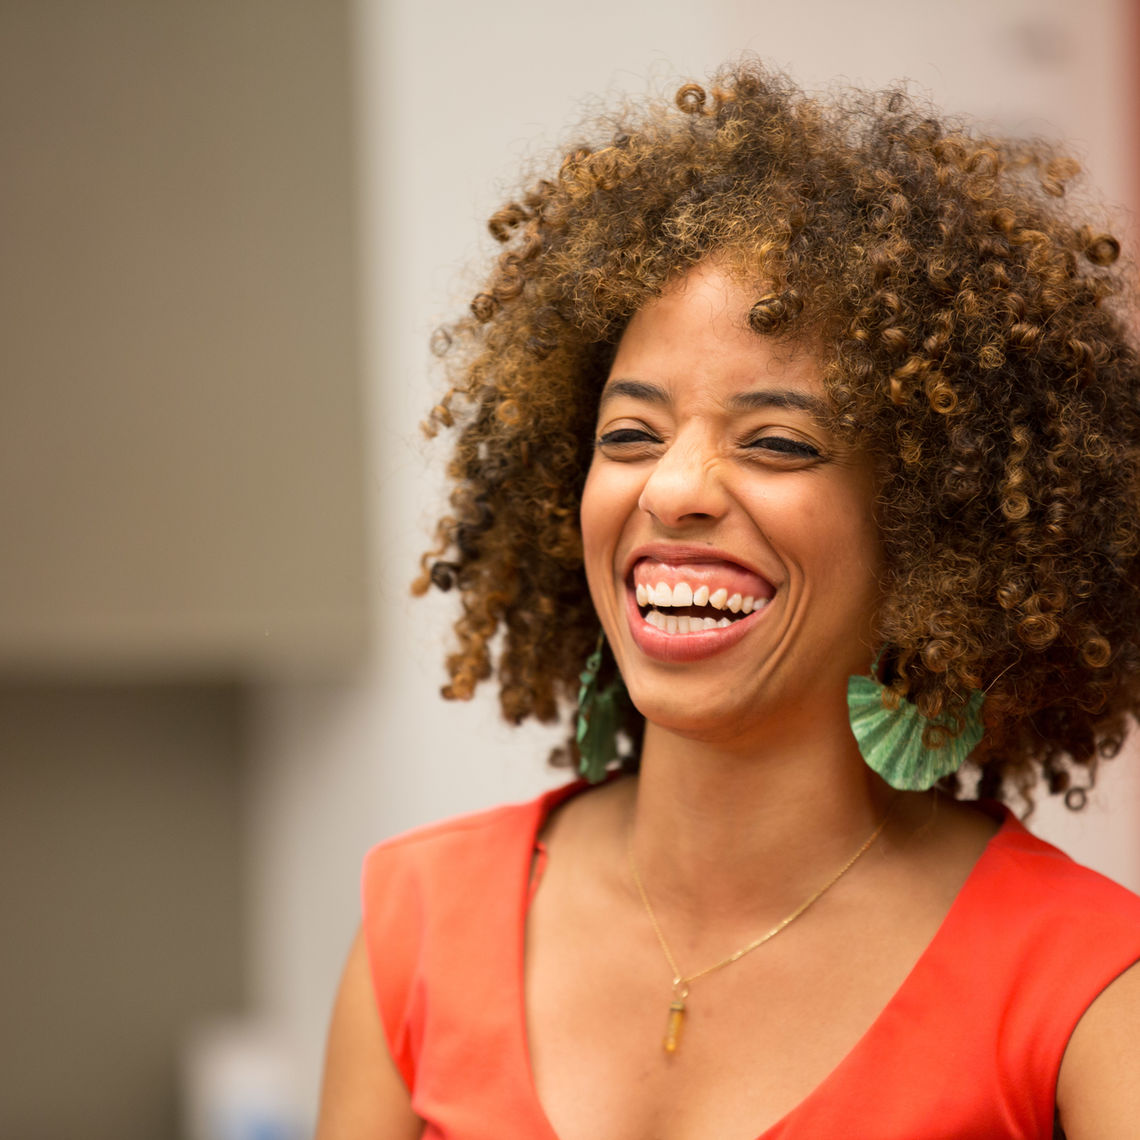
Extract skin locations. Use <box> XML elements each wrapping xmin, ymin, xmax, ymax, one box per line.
<box><xmin>316</xmin><ymin>262</ymin><xmax>1140</xmax><ymax>1139</ymax></box>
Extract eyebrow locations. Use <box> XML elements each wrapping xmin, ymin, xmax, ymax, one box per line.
<box><xmin>598</xmin><ymin>379</ymin><xmax>669</xmax><ymax>408</ymax></box>
<box><xmin>599</xmin><ymin>379</ymin><xmax>830</xmax><ymax>420</ymax></box>
<box><xmin>729</xmin><ymin>389</ymin><xmax>830</xmax><ymax>419</ymax></box>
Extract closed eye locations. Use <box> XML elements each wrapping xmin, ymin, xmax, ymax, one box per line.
<box><xmin>746</xmin><ymin>436</ymin><xmax>822</xmax><ymax>459</ymax></box>
<box><xmin>598</xmin><ymin>428</ymin><xmax>660</xmax><ymax>447</ymax></box>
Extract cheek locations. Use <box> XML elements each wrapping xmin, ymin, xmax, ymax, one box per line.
<box><xmin>579</xmin><ymin>465</ymin><xmax>621</xmax><ymax>624</ymax></box>
<box><xmin>579</xmin><ymin>464</ymin><xmax>604</xmax><ymax>557</ymax></box>
<box><xmin>823</xmin><ymin>493</ymin><xmax>885</xmax><ymax>622</ymax></box>
<box><xmin>580</xmin><ymin>462</ymin><xmax>637</xmax><ymax>551</ymax></box>
<box><xmin>747</xmin><ymin>479</ymin><xmax>881</xmax><ymax>579</ymax></box>
<box><xmin>580</xmin><ymin>462</ymin><xmax>647</xmax><ymax>623</ymax></box>
<box><xmin>579</xmin><ymin>463</ymin><xmax>616</xmax><ymax>590</ymax></box>
<box><xmin>822</xmin><ymin>502</ymin><xmax>883</xmax><ymax>586</ymax></box>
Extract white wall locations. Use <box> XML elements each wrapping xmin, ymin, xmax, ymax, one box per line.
<box><xmin>248</xmin><ymin>0</ymin><xmax>1139</xmax><ymax>1121</ymax></box>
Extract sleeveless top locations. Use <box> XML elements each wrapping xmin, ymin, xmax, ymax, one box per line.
<box><xmin>361</xmin><ymin>782</ymin><xmax>1140</xmax><ymax>1139</ymax></box>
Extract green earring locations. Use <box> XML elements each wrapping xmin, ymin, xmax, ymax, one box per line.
<box><xmin>847</xmin><ymin>660</ymin><xmax>984</xmax><ymax>791</ymax></box>
<box><xmin>576</xmin><ymin>632</ymin><xmax>625</xmax><ymax>784</ymax></box>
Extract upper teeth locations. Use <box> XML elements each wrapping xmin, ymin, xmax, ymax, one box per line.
<box><xmin>635</xmin><ymin>580</ymin><xmax>766</xmax><ymax>614</ymax></box>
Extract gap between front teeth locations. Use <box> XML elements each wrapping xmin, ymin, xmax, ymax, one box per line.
<box><xmin>635</xmin><ymin>581</ymin><xmax>765</xmax><ymax>614</ymax></box>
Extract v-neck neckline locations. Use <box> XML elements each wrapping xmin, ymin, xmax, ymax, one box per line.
<box><xmin>513</xmin><ymin>783</ymin><xmax>1015</xmax><ymax>1140</ymax></box>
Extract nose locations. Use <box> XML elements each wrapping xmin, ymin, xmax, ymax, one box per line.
<box><xmin>637</xmin><ymin>435</ymin><xmax>730</xmax><ymax>528</ymax></box>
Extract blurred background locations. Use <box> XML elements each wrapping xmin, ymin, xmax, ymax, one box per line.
<box><xmin>1</xmin><ymin>1</ymin><xmax>1137</xmax><ymax>1136</ymax></box>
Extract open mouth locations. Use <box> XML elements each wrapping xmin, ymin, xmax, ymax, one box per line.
<box><xmin>630</xmin><ymin>560</ymin><xmax>774</xmax><ymax>636</ymax></box>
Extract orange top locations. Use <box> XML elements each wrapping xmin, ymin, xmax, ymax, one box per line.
<box><xmin>362</xmin><ymin>783</ymin><xmax>1140</xmax><ymax>1139</ymax></box>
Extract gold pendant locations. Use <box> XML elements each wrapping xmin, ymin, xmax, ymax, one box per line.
<box><xmin>663</xmin><ymin>997</ymin><xmax>686</xmax><ymax>1054</ymax></box>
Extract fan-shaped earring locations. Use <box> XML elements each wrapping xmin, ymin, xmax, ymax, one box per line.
<box><xmin>847</xmin><ymin>664</ymin><xmax>984</xmax><ymax>792</ymax></box>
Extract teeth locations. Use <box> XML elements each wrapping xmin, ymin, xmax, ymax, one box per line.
<box><xmin>635</xmin><ymin>579</ymin><xmax>770</xmax><ymax>615</ymax></box>
<box><xmin>643</xmin><ymin>607</ymin><xmax>757</xmax><ymax>634</ymax></box>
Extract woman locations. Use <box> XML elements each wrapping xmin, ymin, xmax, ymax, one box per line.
<box><xmin>318</xmin><ymin>63</ymin><xmax>1140</xmax><ymax>1138</ymax></box>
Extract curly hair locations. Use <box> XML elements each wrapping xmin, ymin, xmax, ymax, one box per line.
<box><xmin>413</xmin><ymin>60</ymin><xmax>1140</xmax><ymax>809</ymax></box>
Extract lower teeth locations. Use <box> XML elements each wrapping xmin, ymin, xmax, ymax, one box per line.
<box><xmin>644</xmin><ymin>610</ymin><xmax>733</xmax><ymax>633</ymax></box>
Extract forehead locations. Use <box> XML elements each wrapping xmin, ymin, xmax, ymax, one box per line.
<box><xmin>603</xmin><ymin>263</ymin><xmax>827</xmax><ymax>411</ymax></box>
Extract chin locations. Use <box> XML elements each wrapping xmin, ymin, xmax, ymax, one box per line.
<box><xmin>624</xmin><ymin>678</ymin><xmax>762</xmax><ymax>745</ymax></box>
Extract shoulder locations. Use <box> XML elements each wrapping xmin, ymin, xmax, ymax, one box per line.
<box><xmin>1056</xmin><ymin>959</ymin><xmax>1140</xmax><ymax>1139</ymax></box>
<box><xmin>978</xmin><ymin>810</ymin><xmax>1140</xmax><ymax>929</ymax></box>
<box><xmin>881</xmin><ymin>806</ymin><xmax>1140</xmax><ymax>1133</ymax></box>
<box><xmin>360</xmin><ymin>781</ymin><xmax>595</xmax><ymax>941</ymax></box>
<box><xmin>983</xmin><ymin>813</ymin><xmax>1140</xmax><ymax>1135</ymax></box>
<box><xmin>364</xmin><ymin>797</ymin><xmax>535</xmax><ymax>872</ymax></box>
<box><xmin>968</xmin><ymin>812</ymin><xmax>1140</xmax><ymax>997</ymax></box>
<box><xmin>935</xmin><ymin>806</ymin><xmax>1140</xmax><ymax>1035</ymax></box>
<box><xmin>362</xmin><ymin>781</ymin><xmax>579</xmax><ymax>889</ymax></box>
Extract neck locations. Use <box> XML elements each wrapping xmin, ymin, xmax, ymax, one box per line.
<box><xmin>627</xmin><ymin>706</ymin><xmax>897</xmax><ymax>926</ymax></box>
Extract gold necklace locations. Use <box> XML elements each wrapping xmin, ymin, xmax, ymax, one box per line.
<box><xmin>628</xmin><ymin>815</ymin><xmax>889</xmax><ymax>1055</ymax></box>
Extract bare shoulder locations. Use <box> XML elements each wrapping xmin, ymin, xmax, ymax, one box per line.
<box><xmin>315</xmin><ymin>926</ymin><xmax>424</xmax><ymax>1140</ymax></box>
<box><xmin>1056</xmin><ymin>958</ymin><xmax>1140</xmax><ymax>1139</ymax></box>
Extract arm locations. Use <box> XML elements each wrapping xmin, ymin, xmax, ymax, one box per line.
<box><xmin>1055</xmin><ymin>959</ymin><xmax>1140</xmax><ymax>1139</ymax></box>
<box><xmin>315</xmin><ymin>926</ymin><xmax>424</xmax><ymax>1140</ymax></box>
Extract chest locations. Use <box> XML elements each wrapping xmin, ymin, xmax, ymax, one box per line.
<box><xmin>523</xmin><ymin>883</ymin><xmax>934</xmax><ymax>1140</ymax></box>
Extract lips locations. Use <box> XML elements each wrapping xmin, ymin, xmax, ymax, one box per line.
<box><xmin>622</xmin><ymin>547</ymin><xmax>778</xmax><ymax>663</ymax></box>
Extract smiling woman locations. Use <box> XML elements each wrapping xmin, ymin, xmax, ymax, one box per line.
<box><xmin>317</xmin><ymin>62</ymin><xmax>1140</xmax><ymax>1140</ymax></box>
